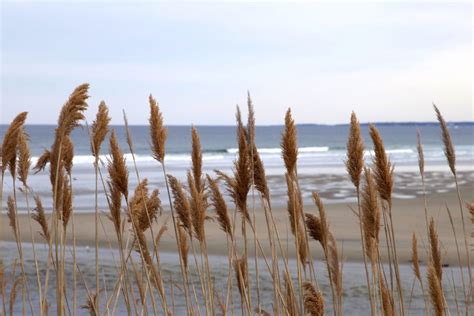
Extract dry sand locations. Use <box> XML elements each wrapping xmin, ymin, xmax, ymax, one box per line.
<box><xmin>1</xmin><ymin>186</ymin><xmax>472</xmax><ymax>266</ymax></box>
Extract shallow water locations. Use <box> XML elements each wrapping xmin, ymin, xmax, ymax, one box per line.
<box><xmin>0</xmin><ymin>241</ymin><xmax>469</xmax><ymax>315</ymax></box>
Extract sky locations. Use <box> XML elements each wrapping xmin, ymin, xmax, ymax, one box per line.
<box><xmin>1</xmin><ymin>1</ymin><xmax>472</xmax><ymax>125</ymax></box>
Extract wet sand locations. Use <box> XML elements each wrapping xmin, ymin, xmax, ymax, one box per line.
<box><xmin>1</xmin><ymin>185</ymin><xmax>472</xmax><ymax>266</ymax></box>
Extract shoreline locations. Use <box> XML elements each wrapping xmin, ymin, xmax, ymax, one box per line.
<box><xmin>1</xmin><ymin>185</ymin><xmax>472</xmax><ymax>266</ymax></box>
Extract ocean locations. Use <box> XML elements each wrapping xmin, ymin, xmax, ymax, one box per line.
<box><xmin>1</xmin><ymin>122</ymin><xmax>473</xmax><ymax>212</ymax></box>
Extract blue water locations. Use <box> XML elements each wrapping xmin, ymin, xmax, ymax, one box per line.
<box><xmin>1</xmin><ymin>123</ymin><xmax>473</xmax><ymax>211</ymax></box>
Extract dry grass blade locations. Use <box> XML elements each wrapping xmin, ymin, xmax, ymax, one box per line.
<box><xmin>9</xmin><ymin>277</ymin><xmax>21</xmax><ymax>316</ymax></box>
<box><xmin>433</xmin><ymin>104</ymin><xmax>456</xmax><ymax>175</ymax></box>
<box><xmin>108</xmin><ymin>129</ymin><xmax>129</xmax><ymax>199</ymax></box>
<box><xmin>302</xmin><ymin>282</ymin><xmax>325</xmax><ymax>316</ymax></box>
<box><xmin>361</xmin><ymin>167</ymin><xmax>381</xmax><ymax>262</ymax></box>
<box><xmin>32</xmin><ymin>194</ymin><xmax>50</xmax><ymax>241</ymax></box>
<box><xmin>149</xmin><ymin>94</ymin><xmax>167</xmax><ymax>163</ymax></box>
<box><xmin>412</xmin><ymin>233</ymin><xmax>421</xmax><ymax>282</ymax></box>
<box><xmin>91</xmin><ymin>101</ymin><xmax>111</xmax><ymax>158</ymax></box>
<box><xmin>1</xmin><ymin>112</ymin><xmax>28</xmax><ymax>177</ymax></box>
<box><xmin>281</xmin><ymin>108</ymin><xmax>298</xmax><ymax>176</ymax></box>
<box><xmin>81</xmin><ymin>292</ymin><xmax>98</xmax><ymax>316</ymax></box>
<box><xmin>346</xmin><ymin>111</ymin><xmax>364</xmax><ymax>188</ymax></box>
<box><xmin>427</xmin><ymin>264</ymin><xmax>444</xmax><ymax>316</ymax></box>
<box><xmin>17</xmin><ymin>128</ymin><xmax>31</xmax><ymax>186</ymax></box>
<box><xmin>368</xmin><ymin>124</ymin><xmax>394</xmax><ymax>206</ymax></box>
<box><xmin>207</xmin><ymin>175</ymin><xmax>233</xmax><ymax>239</ymax></box>
<box><xmin>428</xmin><ymin>217</ymin><xmax>442</xmax><ymax>283</ymax></box>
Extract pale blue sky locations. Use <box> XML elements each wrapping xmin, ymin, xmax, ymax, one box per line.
<box><xmin>1</xmin><ymin>1</ymin><xmax>472</xmax><ymax>125</ymax></box>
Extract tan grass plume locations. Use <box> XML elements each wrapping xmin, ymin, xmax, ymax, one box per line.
<box><xmin>302</xmin><ymin>282</ymin><xmax>325</xmax><ymax>316</ymax></box>
<box><xmin>433</xmin><ymin>104</ymin><xmax>455</xmax><ymax>175</ymax></box>
<box><xmin>281</xmin><ymin>108</ymin><xmax>298</xmax><ymax>176</ymax></box>
<box><xmin>369</xmin><ymin>124</ymin><xmax>394</xmax><ymax>206</ymax></box>
<box><xmin>1</xmin><ymin>112</ymin><xmax>28</xmax><ymax>177</ymax></box>
<box><xmin>149</xmin><ymin>94</ymin><xmax>167</xmax><ymax>163</ymax></box>
<box><xmin>91</xmin><ymin>101</ymin><xmax>111</xmax><ymax>158</ymax></box>
<box><xmin>207</xmin><ymin>175</ymin><xmax>233</xmax><ymax>239</ymax></box>
<box><xmin>346</xmin><ymin>111</ymin><xmax>365</xmax><ymax>189</ymax></box>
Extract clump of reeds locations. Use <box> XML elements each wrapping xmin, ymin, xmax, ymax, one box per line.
<box><xmin>3</xmin><ymin>87</ymin><xmax>473</xmax><ymax>316</ymax></box>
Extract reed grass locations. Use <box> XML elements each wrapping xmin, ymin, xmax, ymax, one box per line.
<box><xmin>0</xmin><ymin>86</ymin><xmax>471</xmax><ymax>316</ymax></box>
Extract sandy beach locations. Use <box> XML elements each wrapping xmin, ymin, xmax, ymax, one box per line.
<box><xmin>2</xmin><ymin>184</ymin><xmax>472</xmax><ymax>266</ymax></box>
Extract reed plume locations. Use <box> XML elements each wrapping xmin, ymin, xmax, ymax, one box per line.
<box><xmin>32</xmin><ymin>195</ymin><xmax>50</xmax><ymax>241</ymax></box>
<box><xmin>284</xmin><ymin>272</ymin><xmax>298</xmax><ymax>316</ymax></box>
<box><xmin>361</xmin><ymin>168</ymin><xmax>380</xmax><ymax>262</ymax></box>
<box><xmin>16</xmin><ymin>129</ymin><xmax>30</xmax><ymax>186</ymax></box>
<box><xmin>167</xmin><ymin>175</ymin><xmax>192</xmax><ymax>235</ymax></box>
<box><xmin>305</xmin><ymin>213</ymin><xmax>322</xmax><ymax>243</ymax></box>
<box><xmin>281</xmin><ymin>108</ymin><xmax>298</xmax><ymax>176</ymax></box>
<box><xmin>379</xmin><ymin>274</ymin><xmax>395</xmax><ymax>316</ymax></box>
<box><xmin>108</xmin><ymin>129</ymin><xmax>129</xmax><ymax>199</ymax></box>
<box><xmin>1</xmin><ymin>112</ymin><xmax>28</xmax><ymax>177</ymax></box>
<box><xmin>428</xmin><ymin>217</ymin><xmax>442</xmax><ymax>283</ymax></box>
<box><xmin>346</xmin><ymin>111</ymin><xmax>364</xmax><ymax>188</ymax></box>
<box><xmin>412</xmin><ymin>233</ymin><xmax>421</xmax><ymax>282</ymax></box>
<box><xmin>433</xmin><ymin>104</ymin><xmax>455</xmax><ymax>175</ymax></box>
<box><xmin>187</xmin><ymin>171</ymin><xmax>207</xmax><ymax>242</ymax></box>
<box><xmin>7</xmin><ymin>196</ymin><xmax>16</xmax><ymax>236</ymax></box>
<box><xmin>191</xmin><ymin>126</ymin><xmax>203</xmax><ymax>191</ymax></box>
<box><xmin>91</xmin><ymin>101</ymin><xmax>111</xmax><ymax>158</ymax></box>
<box><xmin>207</xmin><ymin>175</ymin><xmax>233</xmax><ymax>239</ymax></box>
<box><xmin>149</xmin><ymin>94</ymin><xmax>167</xmax><ymax>164</ymax></box>
<box><xmin>62</xmin><ymin>135</ymin><xmax>74</xmax><ymax>175</ymax></box>
<box><xmin>302</xmin><ymin>282</ymin><xmax>325</xmax><ymax>316</ymax></box>
<box><xmin>61</xmin><ymin>175</ymin><xmax>73</xmax><ymax>228</ymax></box>
<box><xmin>107</xmin><ymin>182</ymin><xmax>122</xmax><ymax>237</ymax></box>
<box><xmin>234</xmin><ymin>106</ymin><xmax>251</xmax><ymax>222</ymax></box>
<box><xmin>177</xmin><ymin>224</ymin><xmax>189</xmax><ymax>270</ymax></box>
<box><xmin>128</xmin><ymin>179</ymin><xmax>161</xmax><ymax>232</ymax></box>
<box><xmin>427</xmin><ymin>264</ymin><xmax>444</xmax><ymax>316</ymax></box>
<box><xmin>234</xmin><ymin>256</ymin><xmax>249</xmax><ymax>303</ymax></box>
<box><xmin>55</xmin><ymin>83</ymin><xmax>89</xmax><ymax>137</ymax></box>
<box><xmin>416</xmin><ymin>129</ymin><xmax>424</xmax><ymax>177</ymax></box>
<box><xmin>368</xmin><ymin>124</ymin><xmax>394</xmax><ymax>206</ymax></box>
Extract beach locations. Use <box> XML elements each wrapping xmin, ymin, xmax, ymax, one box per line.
<box><xmin>2</xmin><ymin>183</ymin><xmax>472</xmax><ymax>265</ymax></box>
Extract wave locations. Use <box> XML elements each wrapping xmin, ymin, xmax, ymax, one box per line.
<box><xmin>226</xmin><ymin>146</ymin><xmax>329</xmax><ymax>154</ymax></box>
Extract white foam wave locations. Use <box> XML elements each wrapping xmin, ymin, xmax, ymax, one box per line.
<box><xmin>227</xmin><ymin>146</ymin><xmax>329</xmax><ymax>154</ymax></box>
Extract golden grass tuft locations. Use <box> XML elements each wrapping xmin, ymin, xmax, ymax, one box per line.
<box><xmin>427</xmin><ymin>264</ymin><xmax>444</xmax><ymax>316</ymax></box>
<box><xmin>345</xmin><ymin>111</ymin><xmax>364</xmax><ymax>189</ymax></box>
<box><xmin>433</xmin><ymin>104</ymin><xmax>456</xmax><ymax>175</ymax></box>
<box><xmin>412</xmin><ymin>233</ymin><xmax>421</xmax><ymax>282</ymax></box>
<box><xmin>32</xmin><ymin>194</ymin><xmax>50</xmax><ymax>241</ymax></box>
<box><xmin>428</xmin><ymin>217</ymin><xmax>442</xmax><ymax>283</ymax></box>
<box><xmin>167</xmin><ymin>175</ymin><xmax>192</xmax><ymax>235</ymax></box>
<box><xmin>368</xmin><ymin>124</ymin><xmax>394</xmax><ymax>206</ymax></box>
<box><xmin>108</xmin><ymin>129</ymin><xmax>129</xmax><ymax>199</ymax></box>
<box><xmin>302</xmin><ymin>282</ymin><xmax>325</xmax><ymax>316</ymax></box>
<box><xmin>1</xmin><ymin>112</ymin><xmax>28</xmax><ymax>177</ymax></box>
<box><xmin>207</xmin><ymin>175</ymin><xmax>233</xmax><ymax>239</ymax></box>
<box><xmin>128</xmin><ymin>178</ymin><xmax>161</xmax><ymax>232</ymax></box>
<box><xmin>91</xmin><ymin>101</ymin><xmax>111</xmax><ymax>158</ymax></box>
<box><xmin>17</xmin><ymin>129</ymin><xmax>30</xmax><ymax>186</ymax></box>
<box><xmin>361</xmin><ymin>168</ymin><xmax>380</xmax><ymax>262</ymax></box>
<box><xmin>149</xmin><ymin>94</ymin><xmax>167</xmax><ymax>163</ymax></box>
<box><xmin>7</xmin><ymin>196</ymin><xmax>17</xmax><ymax>235</ymax></box>
<box><xmin>281</xmin><ymin>108</ymin><xmax>298</xmax><ymax>176</ymax></box>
